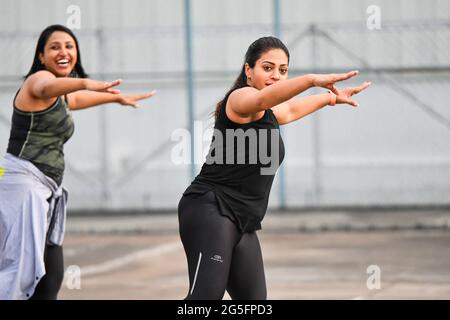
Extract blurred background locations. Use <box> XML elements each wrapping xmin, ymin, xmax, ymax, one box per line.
<box><xmin>1</xmin><ymin>0</ymin><xmax>450</xmax><ymax>300</ymax></box>
<box><xmin>1</xmin><ymin>0</ymin><xmax>449</xmax><ymax>211</ymax></box>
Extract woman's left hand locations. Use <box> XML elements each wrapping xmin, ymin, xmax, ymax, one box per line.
<box><xmin>116</xmin><ymin>90</ymin><xmax>157</xmax><ymax>108</ymax></box>
<box><xmin>335</xmin><ymin>82</ymin><xmax>371</xmax><ymax>107</ymax></box>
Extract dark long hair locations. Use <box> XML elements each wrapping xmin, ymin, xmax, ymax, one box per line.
<box><xmin>25</xmin><ymin>24</ymin><xmax>87</xmax><ymax>79</ymax></box>
<box><xmin>214</xmin><ymin>36</ymin><xmax>290</xmax><ymax>119</ymax></box>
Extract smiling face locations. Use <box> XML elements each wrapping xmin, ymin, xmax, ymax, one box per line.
<box><xmin>39</xmin><ymin>31</ymin><xmax>78</xmax><ymax>77</ymax></box>
<box><xmin>245</xmin><ymin>48</ymin><xmax>289</xmax><ymax>90</ymax></box>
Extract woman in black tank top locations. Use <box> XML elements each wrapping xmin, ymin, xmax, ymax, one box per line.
<box><xmin>0</xmin><ymin>25</ymin><xmax>156</xmax><ymax>300</ymax></box>
<box><xmin>178</xmin><ymin>36</ymin><xmax>370</xmax><ymax>300</ymax></box>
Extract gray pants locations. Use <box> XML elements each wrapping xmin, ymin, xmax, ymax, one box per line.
<box><xmin>0</xmin><ymin>153</ymin><xmax>67</xmax><ymax>299</ymax></box>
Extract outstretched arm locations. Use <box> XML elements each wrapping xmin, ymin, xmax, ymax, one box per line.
<box><xmin>27</xmin><ymin>70</ymin><xmax>122</xmax><ymax>100</ymax></box>
<box><xmin>272</xmin><ymin>81</ymin><xmax>371</xmax><ymax>125</ymax></box>
<box><xmin>228</xmin><ymin>71</ymin><xmax>359</xmax><ymax>117</ymax></box>
<box><xmin>67</xmin><ymin>90</ymin><xmax>157</xmax><ymax>110</ymax></box>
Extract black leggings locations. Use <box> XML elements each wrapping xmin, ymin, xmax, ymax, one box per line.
<box><xmin>29</xmin><ymin>244</ymin><xmax>64</xmax><ymax>300</ymax></box>
<box><xmin>178</xmin><ymin>191</ymin><xmax>266</xmax><ymax>300</ymax></box>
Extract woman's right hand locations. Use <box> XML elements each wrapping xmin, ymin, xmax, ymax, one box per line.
<box><xmin>310</xmin><ymin>71</ymin><xmax>359</xmax><ymax>94</ymax></box>
<box><xmin>84</xmin><ymin>78</ymin><xmax>122</xmax><ymax>94</ymax></box>
<box><xmin>335</xmin><ymin>81</ymin><xmax>371</xmax><ymax>107</ymax></box>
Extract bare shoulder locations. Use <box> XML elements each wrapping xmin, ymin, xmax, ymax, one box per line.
<box><xmin>228</xmin><ymin>86</ymin><xmax>258</xmax><ymax>103</ymax></box>
<box><xmin>25</xmin><ymin>70</ymin><xmax>56</xmax><ymax>85</ymax></box>
<box><xmin>23</xmin><ymin>70</ymin><xmax>56</xmax><ymax>94</ymax></box>
<box><xmin>16</xmin><ymin>71</ymin><xmax>57</xmax><ymax>111</ymax></box>
<box><xmin>227</xmin><ymin>87</ymin><xmax>264</xmax><ymax>123</ymax></box>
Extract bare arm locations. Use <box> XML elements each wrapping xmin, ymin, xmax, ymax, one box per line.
<box><xmin>272</xmin><ymin>93</ymin><xmax>331</xmax><ymax>125</ymax></box>
<box><xmin>228</xmin><ymin>75</ymin><xmax>314</xmax><ymax>116</ymax></box>
<box><xmin>228</xmin><ymin>71</ymin><xmax>359</xmax><ymax>117</ymax></box>
<box><xmin>28</xmin><ymin>70</ymin><xmax>86</xmax><ymax>99</ymax></box>
<box><xmin>27</xmin><ymin>70</ymin><xmax>122</xmax><ymax>100</ymax></box>
<box><xmin>68</xmin><ymin>91</ymin><xmax>119</xmax><ymax>110</ymax></box>
<box><xmin>68</xmin><ymin>90</ymin><xmax>157</xmax><ymax>110</ymax></box>
<box><xmin>272</xmin><ymin>81</ymin><xmax>371</xmax><ymax>125</ymax></box>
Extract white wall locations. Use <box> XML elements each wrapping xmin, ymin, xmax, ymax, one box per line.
<box><xmin>0</xmin><ymin>0</ymin><xmax>449</xmax><ymax>209</ymax></box>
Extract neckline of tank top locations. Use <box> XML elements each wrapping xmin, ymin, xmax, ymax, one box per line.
<box><xmin>223</xmin><ymin>105</ymin><xmax>275</xmax><ymax>127</ymax></box>
<box><xmin>13</xmin><ymin>95</ymin><xmax>64</xmax><ymax>116</ymax></box>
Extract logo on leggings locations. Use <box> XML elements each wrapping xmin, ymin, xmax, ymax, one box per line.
<box><xmin>0</xmin><ymin>166</ymin><xmax>5</xmax><ymax>179</ymax></box>
<box><xmin>211</xmin><ymin>254</ymin><xmax>223</xmax><ymax>263</ymax></box>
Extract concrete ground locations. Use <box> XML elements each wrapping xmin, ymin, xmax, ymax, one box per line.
<box><xmin>59</xmin><ymin>209</ymin><xmax>450</xmax><ymax>300</ymax></box>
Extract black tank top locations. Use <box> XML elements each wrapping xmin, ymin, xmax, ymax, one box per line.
<box><xmin>7</xmin><ymin>91</ymin><xmax>75</xmax><ymax>185</ymax></box>
<box><xmin>183</xmin><ymin>101</ymin><xmax>285</xmax><ymax>232</ymax></box>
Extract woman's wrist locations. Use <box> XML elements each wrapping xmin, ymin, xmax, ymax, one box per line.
<box><xmin>327</xmin><ymin>90</ymin><xmax>336</xmax><ymax>106</ymax></box>
<box><xmin>306</xmin><ymin>74</ymin><xmax>315</xmax><ymax>87</ymax></box>
<box><xmin>81</xmin><ymin>78</ymin><xmax>88</xmax><ymax>90</ymax></box>
<box><xmin>113</xmin><ymin>93</ymin><xmax>122</xmax><ymax>103</ymax></box>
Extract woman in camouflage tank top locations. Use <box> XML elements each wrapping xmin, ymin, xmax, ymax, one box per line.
<box><xmin>0</xmin><ymin>24</ymin><xmax>156</xmax><ymax>300</ymax></box>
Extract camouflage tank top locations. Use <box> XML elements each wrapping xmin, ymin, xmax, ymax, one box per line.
<box><xmin>7</xmin><ymin>91</ymin><xmax>75</xmax><ymax>185</ymax></box>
